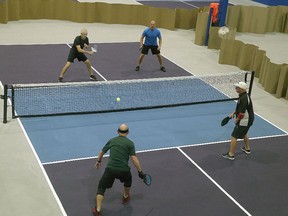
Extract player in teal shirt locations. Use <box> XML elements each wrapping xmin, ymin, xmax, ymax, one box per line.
<box><xmin>135</xmin><ymin>20</ymin><xmax>166</xmax><ymax>72</ymax></box>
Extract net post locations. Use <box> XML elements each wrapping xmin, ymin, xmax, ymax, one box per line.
<box><xmin>11</xmin><ymin>86</ymin><xmax>16</xmax><ymax>119</ymax></box>
<box><xmin>3</xmin><ymin>84</ymin><xmax>8</xmax><ymax>123</ymax></box>
<box><xmin>248</xmin><ymin>71</ymin><xmax>255</xmax><ymax>96</ymax></box>
<box><xmin>204</xmin><ymin>7</ymin><xmax>213</xmax><ymax>46</ymax></box>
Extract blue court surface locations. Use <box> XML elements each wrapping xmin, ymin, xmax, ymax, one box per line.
<box><xmin>20</xmin><ymin>102</ymin><xmax>288</xmax><ymax>216</ymax></box>
<box><xmin>21</xmin><ymin>101</ymin><xmax>285</xmax><ymax>164</ymax></box>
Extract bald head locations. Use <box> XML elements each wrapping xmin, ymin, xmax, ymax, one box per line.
<box><xmin>117</xmin><ymin>124</ymin><xmax>129</xmax><ymax>135</ymax></box>
<box><xmin>80</xmin><ymin>28</ymin><xmax>88</xmax><ymax>34</ymax></box>
<box><xmin>80</xmin><ymin>28</ymin><xmax>88</xmax><ymax>39</ymax></box>
<box><xmin>150</xmin><ymin>20</ymin><xmax>156</xmax><ymax>30</ymax></box>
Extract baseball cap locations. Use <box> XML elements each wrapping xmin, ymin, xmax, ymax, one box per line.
<box><xmin>234</xmin><ymin>81</ymin><xmax>248</xmax><ymax>90</ymax></box>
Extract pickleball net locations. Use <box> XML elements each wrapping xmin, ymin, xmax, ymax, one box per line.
<box><xmin>2</xmin><ymin>71</ymin><xmax>254</xmax><ymax>123</ymax></box>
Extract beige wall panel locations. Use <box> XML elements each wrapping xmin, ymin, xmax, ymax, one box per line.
<box><xmin>263</xmin><ymin>62</ymin><xmax>281</xmax><ymax>94</ymax></box>
<box><xmin>6</xmin><ymin>0</ymin><xmax>21</xmax><ymax>21</ymax></box>
<box><xmin>226</xmin><ymin>5</ymin><xmax>241</xmax><ymax>29</ymax></box>
<box><xmin>284</xmin><ymin>13</ymin><xmax>288</xmax><ymax>33</ymax></box>
<box><xmin>219</xmin><ymin>39</ymin><xmax>243</xmax><ymax>66</ymax></box>
<box><xmin>258</xmin><ymin>55</ymin><xmax>270</xmax><ymax>85</ymax></box>
<box><xmin>208</xmin><ymin>27</ymin><xmax>236</xmax><ymax>49</ymax></box>
<box><xmin>207</xmin><ymin>27</ymin><xmax>221</xmax><ymax>49</ymax></box>
<box><xmin>238</xmin><ymin>6</ymin><xmax>267</xmax><ymax>33</ymax></box>
<box><xmin>238</xmin><ymin>43</ymin><xmax>258</xmax><ymax>70</ymax></box>
<box><xmin>147</xmin><ymin>7</ymin><xmax>175</xmax><ymax>30</ymax></box>
<box><xmin>275</xmin><ymin>65</ymin><xmax>288</xmax><ymax>98</ymax></box>
<box><xmin>175</xmin><ymin>8</ymin><xmax>198</xmax><ymax>29</ymax></box>
<box><xmin>0</xmin><ymin>1</ymin><xmax>8</xmax><ymax>23</ymax></box>
<box><xmin>227</xmin><ymin>5</ymin><xmax>288</xmax><ymax>33</ymax></box>
<box><xmin>0</xmin><ymin>0</ymin><xmax>175</xmax><ymax>29</ymax></box>
<box><xmin>267</xmin><ymin>6</ymin><xmax>284</xmax><ymax>32</ymax></box>
<box><xmin>194</xmin><ymin>11</ymin><xmax>208</xmax><ymax>46</ymax></box>
<box><xmin>252</xmin><ymin>49</ymin><xmax>266</xmax><ymax>77</ymax></box>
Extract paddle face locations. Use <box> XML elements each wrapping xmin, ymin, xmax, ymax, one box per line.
<box><xmin>143</xmin><ymin>174</ymin><xmax>152</xmax><ymax>186</ymax></box>
<box><xmin>91</xmin><ymin>45</ymin><xmax>98</xmax><ymax>52</ymax></box>
<box><xmin>221</xmin><ymin>116</ymin><xmax>230</xmax><ymax>126</ymax></box>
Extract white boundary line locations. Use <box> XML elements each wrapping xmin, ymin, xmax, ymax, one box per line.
<box><xmin>43</xmin><ymin>133</ymin><xmax>288</xmax><ymax>165</ymax></box>
<box><xmin>66</xmin><ymin>43</ymin><xmax>108</xmax><ymax>81</ymax></box>
<box><xmin>179</xmin><ymin>0</ymin><xmax>199</xmax><ymax>8</ymax></box>
<box><xmin>16</xmin><ymin>118</ymin><xmax>68</xmax><ymax>216</ymax></box>
<box><xmin>1</xmin><ymin>81</ymin><xmax>67</xmax><ymax>214</ymax></box>
<box><xmin>177</xmin><ymin>147</ymin><xmax>252</xmax><ymax>216</ymax></box>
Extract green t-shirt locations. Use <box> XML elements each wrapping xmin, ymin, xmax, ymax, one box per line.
<box><xmin>102</xmin><ymin>136</ymin><xmax>136</xmax><ymax>171</ymax></box>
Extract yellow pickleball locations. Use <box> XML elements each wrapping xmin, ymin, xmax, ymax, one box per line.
<box><xmin>116</xmin><ymin>97</ymin><xmax>121</xmax><ymax>102</ymax></box>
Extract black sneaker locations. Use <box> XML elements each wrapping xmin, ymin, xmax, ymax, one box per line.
<box><xmin>90</xmin><ymin>75</ymin><xmax>98</xmax><ymax>81</ymax></box>
<box><xmin>222</xmin><ymin>152</ymin><xmax>235</xmax><ymax>160</ymax></box>
<box><xmin>58</xmin><ymin>77</ymin><xmax>63</xmax><ymax>82</ymax></box>
<box><xmin>241</xmin><ymin>147</ymin><xmax>251</xmax><ymax>155</ymax></box>
<box><xmin>160</xmin><ymin>66</ymin><xmax>166</xmax><ymax>72</ymax></box>
<box><xmin>135</xmin><ymin>66</ymin><xmax>140</xmax><ymax>71</ymax></box>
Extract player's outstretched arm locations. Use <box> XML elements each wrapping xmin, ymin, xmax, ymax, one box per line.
<box><xmin>131</xmin><ymin>155</ymin><xmax>142</xmax><ymax>173</ymax></box>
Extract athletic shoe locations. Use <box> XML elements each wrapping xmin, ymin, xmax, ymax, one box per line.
<box><xmin>92</xmin><ymin>207</ymin><xmax>101</xmax><ymax>216</ymax></box>
<box><xmin>160</xmin><ymin>66</ymin><xmax>166</xmax><ymax>72</ymax></box>
<box><xmin>90</xmin><ymin>75</ymin><xmax>98</xmax><ymax>81</ymax></box>
<box><xmin>135</xmin><ymin>66</ymin><xmax>140</xmax><ymax>71</ymax></box>
<box><xmin>121</xmin><ymin>194</ymin><xmax>130</xmax><ymax>205</ymax></box>
<box><xmin>241</xmin><ymin>147</ymin><xmax>251</xmax><ymax>155</ymax></box>
<box><xmin>222</xmin><ymin>152</ymin><xmax>235</xmax><ymax>160</ymax></box>
<box><xmin>58</xmin><ymin>77</ymin><xmax>63</xmax><ymax>82</ymax></box>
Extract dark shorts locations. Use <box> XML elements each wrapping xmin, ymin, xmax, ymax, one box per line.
<box><xmin>67</xmin><ymin>50</ymin><xmax>87</xmax><ymax>63</ymax></box>
<box><xmin>231</xmin><ymin>125</ymin><xmax>251</xmax><ymax>139</ymax></box>
<box><xmin>97</xmin><ymin>168</ymin><xmax>132</xmax><ymax>195</ymax></box>
<box><xmin>141</xmin><ymin>45</ymin><xmax>160</xmax><ymax>55</ymax></box>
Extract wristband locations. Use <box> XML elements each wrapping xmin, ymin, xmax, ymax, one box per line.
<box><xmin>97</xmin><ymin>160</ymin><xmax>101</xmax><ymax>163</ymax></box>
<box><xmin>138</xmin><ymin>171</ymin><xmax>145</xmax><ymax>179</ymax></box>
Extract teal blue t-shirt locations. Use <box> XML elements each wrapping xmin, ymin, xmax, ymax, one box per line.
<box><xmin>142</xmin><ymin>28</ymin><xmax>161</xmax><ymax>46</ymax></box>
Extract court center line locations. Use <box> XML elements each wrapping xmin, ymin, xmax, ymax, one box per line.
<box><xmin>177</xmin><ymin>147</ymin><xmax>252</xmax><ymax>216</ymax></box>
<box><xmin>66</xmin><ymin>43</ymin><xmax>108</xmax><ymax>81</ymax></box>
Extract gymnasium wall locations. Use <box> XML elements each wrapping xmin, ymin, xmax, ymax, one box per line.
<box><xmin>194</xmin><ymin>5</ymin><xmax>288</xmax><ymax>100</ymax></box>
<box><xmin>0</xmin><ymin>0</ymin><xmax>200</xmax><ymax>30</ymax></box>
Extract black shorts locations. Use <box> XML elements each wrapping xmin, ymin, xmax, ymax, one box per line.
<box><xmin>231</xmin><ymin>125</ymin><xmax>250</xmax><ymax>139</ymax></box>
<box><xmin>97</xmin><ymin>168</ymin><xmax>132</xmax><ymax>195</ymax></box>
<box><xmin>141</xmin><ymin>45</ymin><xmax>160</xmax><ymax>55</ymax></box>
<box><xmin>67</xmin><ymin>50</ymin><xmax>87</xmax><ymax>63</ymax></box>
